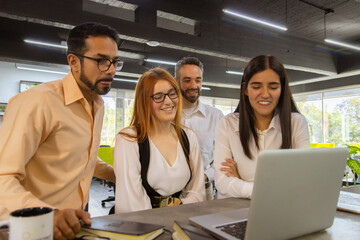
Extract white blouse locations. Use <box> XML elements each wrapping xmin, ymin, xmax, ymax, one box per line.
<box><xmin>214</xmin><ymin>112</ymin><xmax>310</xmax><ymax>199</ymax></box>
<box><xmin>114</xmin><ymin>127</ymin><xmax>205</xmax><ymax>213</ymax></box>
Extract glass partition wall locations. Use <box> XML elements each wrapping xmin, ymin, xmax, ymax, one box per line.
<box><xmin>101</xmin><ymin>86</ymin><xmax>360</xmax><ymax>147</ymax></box>
<box><xmin>100</xmin><ymin>90</ymin><xmax>239</xmax><ymax>146</ymax></box>
<box><xmin>294</xmin><ymin>86</ymin><xmax>360</xmax><ymax>147</ymax></box>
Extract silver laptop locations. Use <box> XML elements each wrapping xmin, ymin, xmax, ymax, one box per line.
<box><xmin>190</xmin><ymin>148</ymin><xmax>348</xmax><ymax>240</ymax></box>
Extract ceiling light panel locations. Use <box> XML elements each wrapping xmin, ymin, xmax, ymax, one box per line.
<box><xmin>16</xmin><ymin>63</ymin><xmax>70</xmax><ymax>75</ymax></box>
<box><xmin>223</xmin><ymin>9</ymin><xmax>287</xmax><ymax>31</ymax></box>
<box><xmin>144</xmin><ymin>58</ymin><xmax>176</xmax><ymax>66</ymax></box>
<box><xmin>226</xmin><ymin>70</ymin><xmax>243</xmax><ymax>75</ymax></box>
<box><xmin>24</xmin><ymin>39</ymin><xmax>67</xmax><ymax>49</ymax></box>
<box><xmin>324</xmin><ymin>39</ymin><xmax>360</xmax><ymax>51</ymax></box>
<box><xmin>1</xmin><ymin>12</ymin><xmax>339</xmax><ymax>84</ymax></box>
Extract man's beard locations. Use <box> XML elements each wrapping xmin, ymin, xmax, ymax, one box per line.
<box><xmin>181</xmin><ymin>88</ymin><xmax>201</xmax><ymax>103</ymax></box>
<box><xmin>80</xmin><ymin>68</ymin><xmax>112</xmax><ymax>95</ymax></box>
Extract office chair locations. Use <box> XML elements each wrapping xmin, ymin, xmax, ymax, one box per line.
<box><xmin>97</xmin><ymin>145</ymin><xmax>115</xmax><ymax>207</ymax></box>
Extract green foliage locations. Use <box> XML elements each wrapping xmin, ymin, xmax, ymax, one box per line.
<box><xmin>346</xmin><ymin>144</ymin><xmax>360</xmax><ymax>175</ymax></box>
<box><xmin>296</xmin><ymin>96</ymin><xmax>360</xmax><ymax>147</ymax></box>
<box><xmin>347</xmin><ymin>159</ymin><xmax>360</xmax><ymax>175</ymax></box>
<box><xmin>347</xmin><ymin>144</ymin><xmax>360</xmax><ymax>155</ymax></box>
<box><xmin>296</xmin><ymin>101</ymin><xmax>322</xmax><ymax>143</ymax></box>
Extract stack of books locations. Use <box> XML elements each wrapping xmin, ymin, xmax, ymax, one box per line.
<box><xmin>77</xmin><ymin>217</ymin><xmax>164</xmax><ymax>240</ymax></box>
<box><xmin>76</xmin><ymin>216</ymin><xmax>220</xmax><ymax>239</ymax></box>
<box><xmin>172</xmin><ymin>221</ymin><xmax>216</xmax><ymax>240</ymax></box>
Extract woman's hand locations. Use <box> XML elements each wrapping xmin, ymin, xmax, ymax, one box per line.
<box><xmin>220</xmin><ymin>158</ymin><xmax>240</xmax><ymax>179</ymax></box>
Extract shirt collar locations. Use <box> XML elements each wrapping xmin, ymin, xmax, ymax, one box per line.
<box><xmin>268</xmin><ymin>114</ymin><xmax>279</xmax><ymax>131</ymax></box>
<box><xmin>233</xmin><ymin>112</ymin><xmax>280</xmax><ymax>133</ymax></box>
<box><xmin>257</xmin><ymin>112</ymin><xmax>280</xmax><ymax>134</ymax></box>
<box><xmin>195</xmin><ymin>101</ymin><xmax>206</xmax><ymax>117</ymax></box>
<box><xmin>63</xmin><ymin>72</ymin><xmax>84</xmax><ymax>105</ymax></box>
<box><xmin>63</xmin><ymin>72</ymin><xmax>103</xmax><ymax>107</ymax></box>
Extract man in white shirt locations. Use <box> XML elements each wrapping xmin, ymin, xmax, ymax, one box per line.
<box><xmin>175</xmin><ymin>57</ymin><xmax>224</xmax><ymax>199</ymax></box>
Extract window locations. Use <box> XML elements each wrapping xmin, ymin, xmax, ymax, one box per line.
<box><xmin>294</xmin><ymin>93</ymin><xmax>322</xmax><ymax>143</ymax></box>
<box><xmin>100</xmin><ymin>92</ymin><xmax>238</xmax><ymax>145</ymax></box>
<box><xmin>100</xmin><ymin>89</ymin><xmax>135</xmax><ymax>146</ymax></box>
<box><xmin>101</xmin><ymin>85</ymin><xmax>360</xmax><ymax>148</ymax></box>
<box><xmin>294</xmin><ymin>86</ymin><xmax>360</xmax><ymax>147</ymax></box>
<box><xmin>200</xmin><ymin>96</ymin><xmax>238</xmax><ymax>116</ymax></box>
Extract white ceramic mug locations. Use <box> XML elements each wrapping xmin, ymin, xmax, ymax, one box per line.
<box><xmin>9</xmin><ymin>207</ymin><xmax>53</xmax><ymax>240</ymax></box>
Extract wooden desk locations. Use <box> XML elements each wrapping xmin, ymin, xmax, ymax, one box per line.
<box><xmin>105</xmin><ymin>186</ymin><xmax>360</xmax><ymax>240</ymax></box>
<box><xmin>0</xmin><ymin>187</ymin><xmax>359</xmax><ymax>240</ymax></box>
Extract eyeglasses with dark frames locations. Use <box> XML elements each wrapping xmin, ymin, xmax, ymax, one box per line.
<box><xmin>68</xmin><ymin>52</ymin><xmax>123</xmax><ymax>72</ymax></box>
<box><xmin>151</xmin><ymin>89</ymin><xmax>178</xmax><ymax>103</ymax></box>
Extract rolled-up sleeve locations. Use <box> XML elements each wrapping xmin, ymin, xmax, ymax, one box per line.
<box><xmin>94</xmin><ymin>158</ymin><xmax>115</xmax><ymax>183</ymax></box>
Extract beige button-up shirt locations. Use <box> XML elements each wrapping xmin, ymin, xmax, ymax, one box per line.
<box><xmin>0</xmin><ymin>73</ymin><xmax>111</xmax><ymax>220</ymax></box>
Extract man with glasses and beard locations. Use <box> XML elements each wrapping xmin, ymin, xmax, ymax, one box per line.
<box><xmin>175</xmin><ymin>57</ymin><xmax>224</xmax><ymax>200</ymax></box>
<box><xmin>0</xmin><ymin>22</ymin><xmax>122</xmax><ymax>239</ymax></box>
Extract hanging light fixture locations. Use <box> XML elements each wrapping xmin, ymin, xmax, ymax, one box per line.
<box><xmin>226</xmin><ymin>70</ymin><xmax>243</xmax><ymax>75</ymax></box>
<box><xmin>323</xmin><ymin>10</ymin><xmax>360</xmax><ymax>51</ymax></box>
<box><xmin>24</xmin><ymin>39</ymin><xmax>67</xmax><ymax>49</ymax></box>
<box><xmin>324</xmin><ymin>39</ymin><xmax>360</xmax><ymax>51</ymax></box>
<box><xmin>144</xmin><ymin>58</ymin><xmax>176</xmax><ymax>66</ymax></box>
<box><xmin>222</xmin><ymin>9</ymin><xmax>288</xmax><ymax>31</ymax></box>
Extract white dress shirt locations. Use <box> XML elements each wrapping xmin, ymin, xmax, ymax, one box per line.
<box><xmin>181</xmin><ymin>101</ymin><xmax>224</xmax><ymax>181</ymax></box>
<box><xmin>114</xmin><ymin>127</ymin><xmax>205</xmax><ymax>213</ymax></box>
<box><xmin>214</xmin><ymin>112</ymin><xmax>310</xmax><ymax>199</ymax></box>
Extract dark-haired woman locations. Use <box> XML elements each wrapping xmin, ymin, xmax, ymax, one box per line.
<box><xmin>114</xmin><ymin>68</ymin><xmax>205</xmax><ymax>213</ymax></box>
<box><xmin>214</xmin><ymin>55</ymin><xmax>310</xmax><ymax>199</ymax></box>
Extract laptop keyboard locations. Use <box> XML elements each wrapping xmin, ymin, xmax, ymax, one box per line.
<box><xmin>216</xmin><ymin>220</ymin><xmax>247</xmax><ymax>239</ymax></box>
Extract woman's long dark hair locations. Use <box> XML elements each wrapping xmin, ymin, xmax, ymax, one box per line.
<box><xmin>235</xmin><ymin>55</ymin><xmax>299</xmax><ymax>159</ymax></box>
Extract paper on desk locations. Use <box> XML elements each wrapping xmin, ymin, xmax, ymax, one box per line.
<box><xmin>337</xmin><ymin>191</ymin><xmax>360</xmax><ymax>214</ymax></box>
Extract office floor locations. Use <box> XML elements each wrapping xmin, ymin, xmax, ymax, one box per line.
<box><xmin>88</xmin><ymin>178</ymin><xmax>114</xmax><ymax>217</ymax></box>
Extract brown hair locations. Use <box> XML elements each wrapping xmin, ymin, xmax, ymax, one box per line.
<box><xmin>67</xmin><ymin>22</ymin><xmax>120</xmax><ymax>55</ymax></box>
<box><xmin>120</xmin><ymin>68</ymin><xmax>188</xmax><ymax>155</ymax></box>
<box><xmin>235</xmin><ymin>55</ymin><xmax>299</xmax><ymax>159</ymax></box>
<box><xmin>174</xmin><ymin>56</ymin><xmax>204</xmax><ymax>80</ymax></box>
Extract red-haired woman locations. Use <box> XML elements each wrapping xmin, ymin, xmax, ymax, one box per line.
<box><xmin>114</xmin><ymin>68</ymin><xmax>205</xmax><ymax>213</ymax></box>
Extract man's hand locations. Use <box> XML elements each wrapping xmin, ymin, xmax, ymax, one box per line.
<box><xmin>220</xmin><ymin>158</ymin><xmax>241</xmax><ymax>179</ymax></box>
<box><xmin>53</xmin><ymin>209</ymin><xmax>91</xmax><ymax>240</ymax></box>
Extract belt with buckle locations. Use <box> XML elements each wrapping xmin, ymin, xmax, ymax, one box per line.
<box><xmin>152</xmin><ymin>195</ymin><xmax>174</xmax><ymax>208</ymax></box>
